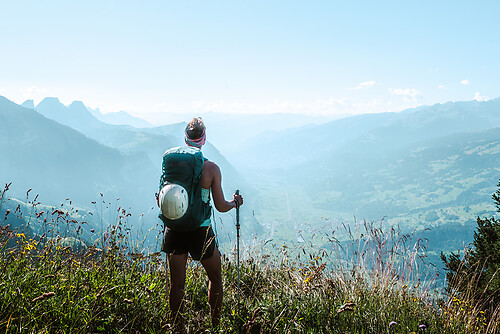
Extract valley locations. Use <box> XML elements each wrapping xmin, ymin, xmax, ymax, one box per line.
<box><xmin>1</xmin><ymin>96</ymin><xmax>500</xmax><ymax>263</ymax></box>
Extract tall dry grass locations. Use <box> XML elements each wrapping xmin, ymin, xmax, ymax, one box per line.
<box><xmin>0</xmin><ymin>183</ymin><xmax>499</xmax><ymax>333</ymax></box>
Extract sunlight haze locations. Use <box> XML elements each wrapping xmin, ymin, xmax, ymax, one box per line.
<box><xmin>1</xmin><ymin>0</ymin><xmax>499</xmax><ymax>123</ymax></box>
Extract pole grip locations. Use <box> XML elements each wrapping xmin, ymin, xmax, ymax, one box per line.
<box><xmin>235</xmin><ymin>189</ymin><xmax>240</xmax><ymax>225</ymax></box>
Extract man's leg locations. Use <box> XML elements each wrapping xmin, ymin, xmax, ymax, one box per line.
<box><xmin>168</xmin><ymin>253</ymin><xmax>188</xmax><ymax>328</ymax></box>
<box><xmin>201</xmin><ymin>247</ymin><xmax>223</xmax><ymax>328</ymax></box>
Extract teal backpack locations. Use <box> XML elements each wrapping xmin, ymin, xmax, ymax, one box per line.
<box><xmin>158</xmin><ymin>146</ymin><xmax>212</xmax><ymax>232</ymax></box>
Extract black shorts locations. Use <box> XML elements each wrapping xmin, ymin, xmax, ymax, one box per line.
<box><xmin>161</xmin><ymin>225</ymin><xmax>217</xmax><ymax>261</ymax></box>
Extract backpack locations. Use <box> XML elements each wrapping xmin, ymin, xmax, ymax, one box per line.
<box><xmin>158</xmin><ymin>146</ymin><xmax>212</xmax><ymax>232</ymax></box>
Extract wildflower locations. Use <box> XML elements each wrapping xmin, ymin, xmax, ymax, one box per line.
<box><xmin>419</xmin><ymin>324</ymin><xmax>428</xmax><ymax>330</ymax></box>
<box><xmin>24</xmin><ymin>241</ymin><xmax>36</xmax><ymax>251</ymax></box>
<box><xmin>389</xmin><ymin>321</ymin><xmax>397</xmax><ymax>326</ymax></box>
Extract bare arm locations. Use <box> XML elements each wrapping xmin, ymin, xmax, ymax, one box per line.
<box><xmin>202</xmin><ymin>161</ymin><xmax>243</xmax><ymax>212</ymax></box>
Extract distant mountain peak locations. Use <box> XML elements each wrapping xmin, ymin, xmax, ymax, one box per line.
<box><xmin>39</xmin><ymin>96</ymin><xmax>61</xmax><ymax>104</ymax></box>
<box><xmin>21</xmin><ymin>99</ymin><xmax>35</xmax><ymax>109</ymax></box>
<box><xmin>70</xmin><ymin>100</ymin><xmax>86</xmax><ymax>108</ymax></box>
<box><xmin>34</xmin><ymin>96</ymin><xmax>102</xmax><ymax>130</ymax></box>
<box><xmin>68</xmin><ymin>101</ymin><xmax>91</xmax><ymax>114</ymax></box>
<box><xmin>36</xmin><ymin>97</ymin><xmax>63</xmax><ymax>109</ymax></box>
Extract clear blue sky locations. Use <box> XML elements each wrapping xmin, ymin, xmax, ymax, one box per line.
<box><xmin>1</xmin><ymin>0</ymin><xmax>499</xmax><ymax>122</ymax></box>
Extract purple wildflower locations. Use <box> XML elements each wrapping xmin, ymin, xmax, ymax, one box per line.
<box><xmin>389</xmin><ymin>321</ymin><xmax>397</xmax><ymax>326</ymax></box>
<box><xmin>419</xmin><ymin>324</ymin><xmax>428</xmax><ymax>330</ymax></box>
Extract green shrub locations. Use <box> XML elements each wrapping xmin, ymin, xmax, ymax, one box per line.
<box><xmin>442</xmin><ymin>180</ymin><xmax>500</xmax><ymax>329</ymax></box>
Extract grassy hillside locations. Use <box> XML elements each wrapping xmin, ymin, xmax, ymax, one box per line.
<box><xmin>1</xmin><ymin>192</ymin><xmax>498</xmax><ymax>333</ymax></box>
<box><xmin>308</xmin><ymin>127</ymin><xmax>500</xmax><ymax>217</ymax></box>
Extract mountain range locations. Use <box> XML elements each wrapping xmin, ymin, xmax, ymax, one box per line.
<box><xmin>0</xmin><ymin>96</ymin><xmax>155</xmax><ymax>211</ymax></box>
<box><xmin>234</xmin><ymin>98</ymin><xmax>500</xmax><ymax>256</ymax></box>
<box><xmin>31</xmin><ymin>97</ymin><xmax>243</xmax><ymax>192</ymax></box>
<box><xmin>1</xmin><ymin>94</ymin><xmax>500</xmax><ymax>257</ymax></box>
<box><xmin>0</xmin><ymin>96</ymin><xmax>247</xmax><ymax>246</ymax></box>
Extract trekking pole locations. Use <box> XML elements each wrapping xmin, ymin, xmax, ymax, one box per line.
<box><xmin>235</xmin><ymin>189</ymin><xmax>240</xmax><ymax>291</ymax></box>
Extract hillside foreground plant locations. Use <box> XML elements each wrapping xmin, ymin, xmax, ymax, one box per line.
<box><xmin>0</xmin><ymin>183</ymin><xmax>499</xmax><ymax>333</ymax></box>
<box><xmin>442</xmin><ymin>180</ymin><xmax>500</xmax><ymax>331</ymax></box>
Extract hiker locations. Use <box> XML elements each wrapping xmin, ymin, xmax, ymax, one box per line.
<box><xmin>158</xmin><ymin>117</ymin><xmax>243</xmax><ymax>330</ymax></box>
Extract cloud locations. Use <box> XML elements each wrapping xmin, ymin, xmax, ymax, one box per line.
<box><xmin>388</xmin><ymin>88</ymin><xmax>420</xmax><ymax>103</ymax></box>
<box><xmin>437</xmin><ymin>85</ymin><xmax>447</xmax><ymax>90</ymax></box>
<box><xmin>473</xmin><ymin>92</ymin><xmax>489</xmax><ymax>102</ymax></box>
<box><xmin>460</xmin><ymin>79</ymin><xmax>471</xmax><ymax>85</ymax></box>
<box><xmin>347</xmin><ymin>80</ymin><xmax>378</xmax><ymax>90</ymax></box>
<box><xmin>146</xmin><ymin>97</ymin><xmax>398</xmax><ymax>120</ymax></box>
<box><xmin>388</xmin><ymin>88</ymin><xmax>420</xmax><ymax>97</ymax></box>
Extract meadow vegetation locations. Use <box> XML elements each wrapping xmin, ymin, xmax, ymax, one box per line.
<box><xmin>1</xmin><ymin>181</ymin><xmax>499</xmax><ymax>333</ymax></box>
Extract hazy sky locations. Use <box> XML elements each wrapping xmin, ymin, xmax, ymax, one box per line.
<box><xmin>1</xmin><ymin>0</ymin><xmax>499</xmax><ymax>122</ymax></box>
